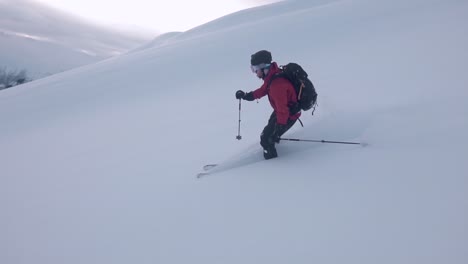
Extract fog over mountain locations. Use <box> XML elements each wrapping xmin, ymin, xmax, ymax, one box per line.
<box><xmin>0</xmin><ymin>0</ymin><xmax>151</xmax><ymax>79</ymax></box>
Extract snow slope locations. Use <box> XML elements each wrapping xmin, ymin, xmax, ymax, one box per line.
<box><xmin>1</xmin><ymin>0</ymin><xmax>468</xmax><ymax>263</ymax></box>
<box><xmin>0</xmin><ymin>0</ymin><xmax>149</xmax><ymax>79</ymax></box>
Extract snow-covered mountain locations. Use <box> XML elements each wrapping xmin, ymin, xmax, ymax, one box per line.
<box><xmin>1</xmin><ymin>0</ymin><xmax>467</xmax><ymax>263</ymax></box>
<box><xmin>0</xmin><ymin>0</ymin><xmax>150</xmax><ymax>79</ymax></box>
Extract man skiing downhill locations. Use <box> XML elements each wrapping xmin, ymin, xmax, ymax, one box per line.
<box><xmin>235</xmin><ymin>50</ymin><xmax>301</xmax><ymax>160</ymax></box>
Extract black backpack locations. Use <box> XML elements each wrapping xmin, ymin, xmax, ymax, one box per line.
<box><xmin>269</xmin><ymin>63</ymin><xmax>318</xmax><ymax>112</ymax></box>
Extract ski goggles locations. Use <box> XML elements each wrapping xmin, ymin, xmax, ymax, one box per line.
<box><xmin>250</xmin><ymin>63</ymin><xmax>271</xmax><ymax>73</ymax></box>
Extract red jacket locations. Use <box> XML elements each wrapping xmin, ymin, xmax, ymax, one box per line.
<box><xmin>252</xmin><ymin>62</ymin><xmax>301</xmax><ymax>125</ymax></box>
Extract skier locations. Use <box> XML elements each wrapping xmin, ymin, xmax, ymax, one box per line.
<box><xmin>235</xmin><ymin>50</ymin><xmax>301</xmax><ymax>160</ymax></box>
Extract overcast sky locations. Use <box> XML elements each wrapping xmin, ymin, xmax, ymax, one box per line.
<box><xmin>32</xmin><ymin>0</ymin><xmax>280</xmax><ymax>35</ymax></box>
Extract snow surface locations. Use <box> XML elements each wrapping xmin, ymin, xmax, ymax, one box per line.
<box><xmin>1</xmin><ymin>0</ymin><xmax>468</xmax><ymax>263</ymax></box>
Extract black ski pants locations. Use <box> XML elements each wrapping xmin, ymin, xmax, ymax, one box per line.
<box><xmin>260</xmin><ymin>112</ymin><xmax>297</xmax><ymax>150</ymax></box>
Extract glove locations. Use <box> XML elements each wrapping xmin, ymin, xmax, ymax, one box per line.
<box><xmin>243</xmin><ymin>92</ymin><xmax>255</xmax><ymax>101</ymax></box>
<box><xmin>271</xmin><ymin>123</ymin><xmax>287</xmax><ymax>143</ymax></box>
<box><xmin>235</xmin><ymin>90</ymin><xmax>245</xmax><ymax>99</ymax></box>
<box><xmin>235</xmin><ymin>90</ymin><xmax>255</xmax><ymax>101</ymax></box>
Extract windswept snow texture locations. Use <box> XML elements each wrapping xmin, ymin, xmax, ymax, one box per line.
<box><xmin>1</xmin><ymin>0</ymin><xmax>468</xmax><ymax>263</ymax></box>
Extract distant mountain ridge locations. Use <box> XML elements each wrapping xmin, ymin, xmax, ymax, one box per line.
<box><xmin>0</xmin><ymin>0</ymin><xmax>151</xmax><ymax>79</ymax></box>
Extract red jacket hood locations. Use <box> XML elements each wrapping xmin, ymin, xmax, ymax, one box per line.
<box><xmin>263</xmin><ymin>62</ymin><xmax>281</xmax><ymax>82</ymax></box>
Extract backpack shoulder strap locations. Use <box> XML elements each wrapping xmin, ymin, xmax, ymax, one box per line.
<box><xmin>266</xmin><ymin>72</ymin><xmax>286</xmax><ymax>91</ymax></box>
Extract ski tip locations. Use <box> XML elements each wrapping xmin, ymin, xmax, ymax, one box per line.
<box><xmin>203</xmin><ymin>164</ymin><xmax>218</xmax><ymax>171</ymax></box>
<box><xmin>196</xmin><ymin>172</ymin><xmax>209</xmax><ymax>179</ymax></box>
<box><xmin>196</xmin><ymin>164</ymin><xmax>218</xmax><ymax>179</ymax></box>
<box><xmin>360</xmin><ymin>142</ymin><xmax>369</xmax><ymax>147</ymax></box>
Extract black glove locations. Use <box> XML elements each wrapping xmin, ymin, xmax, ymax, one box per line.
<box><xmin>271</xmin><ymin>123</ymin><xmax>287</xmax><ymax>143</ymax></box>
<box><xmin>243</xmin><ymin>92</ymin><xmax>255</xmax><ymax>101</ymax></box>
<box><xmin>235</xmin><ymin>90</ymin><xmax>245</xmax><ymax>99</ymax></box>
<box><xmin>236</xmin><ymin>90</ymin><xmax>255</xmax><ymax>101</ymax></box>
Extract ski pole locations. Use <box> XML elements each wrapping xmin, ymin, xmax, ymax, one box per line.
<box><xmin>280</xmin><ymin>138</ymin><xmax>365</xmax><ymax>146</ymax></box>
<box><xmin>236</xmin><ymin>99</ymin><xmax>242</xmax><ymax>140</ymax></box>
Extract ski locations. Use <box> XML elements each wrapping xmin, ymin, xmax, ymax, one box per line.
<box><xmin>196</xmin><ymin>172</ymin><xmax>208</xmax><ymax>178</ymax></box>
<box><xmin>196</xmin><ymin>164</ymin><xmax>218</xmax><ymax>178</ymax></box>
<box><xmin>195</xmin><ymin>144</ymin><xmax>264</xmax><ymax>179</ymax></box>
<box><xmin>203</xmin><ymin>164</ymin><xmax>218</xmax><ymax>171</ymax></box>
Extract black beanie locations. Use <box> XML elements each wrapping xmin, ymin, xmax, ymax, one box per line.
<box><xmin>250</xmin><ymin>50</ymin><xmax>272</xmax><ymax>65</ymax></box>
